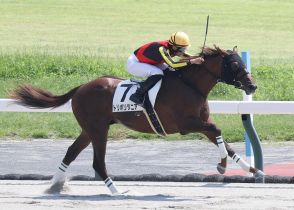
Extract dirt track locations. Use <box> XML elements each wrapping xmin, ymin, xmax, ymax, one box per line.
<box><xmin>1</xmin><ymin>139</ymin><xmax>294</xmax><ymax>177</ymax></box>
<box><xmin>1</xmin><ymin>180</ymin><xmax>294</xmax><ymax>210</ymax></box>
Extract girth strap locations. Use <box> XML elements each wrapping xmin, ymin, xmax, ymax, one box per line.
<box><xmin>142</xmin><ymin>95</ymin><xmax>167</xmax><ymax>136</ymax></box>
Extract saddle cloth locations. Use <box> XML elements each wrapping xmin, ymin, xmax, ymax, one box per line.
<box><xmin>112</xmin><ymin>79</ymin><xmax>162</xmax><ymax>112</ymax></box>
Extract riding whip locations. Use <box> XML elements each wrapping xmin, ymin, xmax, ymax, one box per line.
<box><xmin>201</xmin><ymin>15</ymin><xmax>210</xmax><ymax>56</ymax></box>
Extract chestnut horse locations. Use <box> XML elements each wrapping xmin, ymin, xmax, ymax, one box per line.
<box><xmin>11</xmin><ymin>46</ymin><xmax>264</xmax><ymax>194</ymax></box>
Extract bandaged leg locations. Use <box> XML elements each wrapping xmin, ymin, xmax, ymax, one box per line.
<box><xmin>216</xmin><ymin>136</ymin><xmax>228</xmax><ymax>159</ymax></box>
<box><xmin>104</xmin><ymin>177</ymin><xmax>119</xmax><ymax>194</ymax></box>
<box><xmin>51</xmin><ymin>162</ymin><xmax>68</xmax><ymax>184</ymax></box>
<box><xmin>216</xmin><ymin>136</ymin><xmax>228</xmax><ymax>174</ymax></box>
<box><xmin>232</xmin><ymin>153</ymin><xmax>250</xmax><ymax>172</ymax></box>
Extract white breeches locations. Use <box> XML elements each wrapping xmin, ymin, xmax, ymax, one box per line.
<box><xmin>126</xmin><ymin>54</ymin><xmax>166</xmax><ymax>78</ymax></box>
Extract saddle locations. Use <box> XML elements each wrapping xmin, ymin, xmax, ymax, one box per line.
<box><xmin>112</xmin><ymin>79</ymin><xmax>166</xmax><ymax>136</ymax></box>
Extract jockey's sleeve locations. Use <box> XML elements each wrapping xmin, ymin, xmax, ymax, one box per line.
<box><xmin>182</xmin><ymin>52</ymin><xmax>193</xmax><ymax>58</ymax></box>
<box><xmin>179</xmin><ymin>52</ymin><xmax>193</xmax><ymax>60</ymax></box>
<box><xmin>159</xmin><ymin>46</ymin><xmax>189</xmax><ymax>68</ymax></box>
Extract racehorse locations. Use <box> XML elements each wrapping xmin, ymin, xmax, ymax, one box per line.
<box><xmin>11</xmin><ymin>46</ymin><xmax>264</xmax><ymax>194</ymax></box>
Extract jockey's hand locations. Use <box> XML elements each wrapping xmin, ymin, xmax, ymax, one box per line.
<box><xmin>190</xmin><ymin>57</ymin><xmax>205</xmax><ymax>64</ymax></box>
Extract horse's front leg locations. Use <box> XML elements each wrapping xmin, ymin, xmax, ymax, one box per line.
<box><xmin>201</xmin><ymin>121</ymin><xmax>265</xmax><ymax>179</ymax></box>
<box><xmin>178</xmin><ymin>117</ymin><xmax>228</xmax><ymax>174</ymax></box>
<box><xmin>225</xmin><ymin>141</ymin><xmax>265</xmax><ymax>179</ymax></box>
<box><xmin>197</xmin><ymin>123</ymin><xmax>228</xmax><ymax>174</ymax></box>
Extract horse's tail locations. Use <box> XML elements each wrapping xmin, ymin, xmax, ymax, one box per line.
<box><xmin>10</xmin><ymin>84</ymin><xmax>81</xmax><ymax>109</ymax></box>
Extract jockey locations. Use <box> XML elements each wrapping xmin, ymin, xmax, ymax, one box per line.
<box><xmin>127</xmin><ymin>31</ymin><xmax>204</xmax><ymax>105</ymax></box>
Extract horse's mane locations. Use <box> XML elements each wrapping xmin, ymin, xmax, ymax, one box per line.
<box><xmin>165</xmin><ymin>45</ymin><xmax>229</xmax><ymax>77</ymax></box>
<box><xmin>199</xmin><ymin>45</ymin><xmax>229</xmax><ymax>57</ymax></box>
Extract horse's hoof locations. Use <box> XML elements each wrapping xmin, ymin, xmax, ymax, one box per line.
<box><xmin>217</xmin><ymin>163</ymin><xmax>226</xmax><ymax>174</ymax></box>
<box><xmin>254</xmin><ymin>170</ymin><xmax>265</xmax><ymax>183</ymax></box>
<box><xmin>45</xmin><ymin>182</ymin><xmax>67</xmax><ymax>194</ymax></box>
<box><xmin>119</xmin><ymin>190</ymin><xmax>132</xmax><ymax>195</ymax></box>
<box><xmin>110</xmin><ymin>190</ymin><xmax>129</xmax><ymax>196</ymax></box>
<box><xmin>116</xmin><ymin>190</ymin><xmax>143</xmax><ymax>196</ymax></box>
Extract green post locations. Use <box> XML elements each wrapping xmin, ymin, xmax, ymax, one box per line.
<box><xmin>241</xmin><ymin>114</ymin><xmax>264</xmax><ymax>171</ymax></box>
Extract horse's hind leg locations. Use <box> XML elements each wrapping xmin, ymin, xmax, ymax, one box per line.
<box><xmin>48</xmin><ymin>131</ymin><xmax>91</xmax><ymax>192</ymax></box>
<box><xmin>62</xmin><ymin>130</ymin><xmax>91</xmax><ymax>165</ymax></box>
<box><xmin>86</xmin><ymin>123</ymin><xmax>120</xmax><ymax>194</ymax></box>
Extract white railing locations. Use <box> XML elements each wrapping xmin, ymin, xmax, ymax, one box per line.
<box><xmin>0</xmin><ymin>99</ymin><xmax>293</xmax><ymax>114</ymax></box>
<box><xmin>208</xmin><ymin>101</ymin><xmax>294</xmax><ymax>115</ymax></box>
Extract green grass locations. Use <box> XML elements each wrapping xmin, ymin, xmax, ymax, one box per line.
<box><xmin>0</xmin><ymin>0</ymin><xmax>293</xmax><ymax>141</ymax></box>
<box><xmin>0</xmin><ymin>112</ymin><xmax>292</xmax><ymax>142</ymax></box>
<box><xmin>1</xmin><ymin>0</ymin><xmax>294</xmax><ymax>62</ymax></box>
<box><xmin>0</xmin><ymin>54</ymin><xmax>293</xmax><ymax>101</ymax></box>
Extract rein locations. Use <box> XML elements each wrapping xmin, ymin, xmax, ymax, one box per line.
<box><xmin>167</xmin><ymin>69</ymin><xmax>207</xmax><ymax>98</ymax></box>
<box><xmin>169</xmin><ymin>50</ymin><xmax>249</xmax><ymax>98</ymax></box>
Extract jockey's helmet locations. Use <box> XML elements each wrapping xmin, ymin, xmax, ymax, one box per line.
<box><xmin>168</xmin><ymin>32</ymin><xmax>191</xmax><ymax>47</ymax></box>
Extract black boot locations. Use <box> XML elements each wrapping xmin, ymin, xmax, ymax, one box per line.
<box><xmin>130</xmin><ymin>75</ymin><xmax>163</xmax><ymax>105</ymax></box>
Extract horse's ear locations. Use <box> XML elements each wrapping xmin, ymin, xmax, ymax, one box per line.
<box><xmin>233</xmin><ymin>46</ymin><xmax>238</xmax><ymax>53</ymax></box>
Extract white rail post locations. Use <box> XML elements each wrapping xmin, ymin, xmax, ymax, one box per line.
<box><xmin>241</xmin><ymin>51</ymin><xmax>254</xmax><ymax>170</ymax></box>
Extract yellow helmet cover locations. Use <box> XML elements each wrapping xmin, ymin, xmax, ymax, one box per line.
<box><xmin>168</xmin><ymin>32</ymin><xmax>191</xmax><ymax>47</ymax></box>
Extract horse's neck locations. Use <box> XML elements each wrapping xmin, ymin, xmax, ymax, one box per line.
<box><xmin>180</xmin><ymin>64</ymin><xmax>219</xmax><ymax>98</ymax></box>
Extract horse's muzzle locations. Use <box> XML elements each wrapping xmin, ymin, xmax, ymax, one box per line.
<box><xmin>245</xmin><ymin>84</ymin><xmax>257</xmax><ymax>95</ymax></box>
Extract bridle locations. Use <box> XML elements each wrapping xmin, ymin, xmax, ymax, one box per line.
<box><xmin>202</xmin><ymin>52</ymin><xmax>249</xmax><ymax>89</ymax></box>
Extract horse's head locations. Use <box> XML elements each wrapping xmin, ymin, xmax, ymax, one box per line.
<box><xmin>202</xmin><ymin>46</ymin><xmax>257</xmax><ymax>95</ymax></box>
<box><xmin>222</xmin><ymin>46</ymin><xmax>257</xmax><ymax>95</ymax></box>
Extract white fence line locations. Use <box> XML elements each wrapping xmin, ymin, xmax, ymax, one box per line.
<box><xmin>208</xmin><ymin>101</ymin><xmax>294</xmax><ymax>115</ymax></box>
<box><xmin>0</xmin><ymin>99</ymin><xmax>293</xmax><ymax>114</ymax></box>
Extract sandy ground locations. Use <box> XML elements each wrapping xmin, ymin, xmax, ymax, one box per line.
<box><xmin>0</xmin><ymin>180</ymin><xmax>294</xmax><ymax>210</ymax></box>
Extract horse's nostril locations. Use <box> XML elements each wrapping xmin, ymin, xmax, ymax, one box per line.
<box><xmin>245</xmin><ymin>84</ymin><xmax>257</xmax><ymax>95</ymax></box>
<box><xmin>249</xmin><ymin>84</ymin><xmax>257</xmax><ymax>91</ymax></box>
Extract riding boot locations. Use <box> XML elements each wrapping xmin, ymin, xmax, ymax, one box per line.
<box><xmin>130</xmin><ymin>74</ymin><xmax>163</xmax><ymax>105</ymax></box>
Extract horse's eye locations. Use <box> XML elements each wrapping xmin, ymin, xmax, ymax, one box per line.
<box><xmin>231</xmin><ymin>62</ymin><xmax>239</xmax><ymax>71</ymax></box>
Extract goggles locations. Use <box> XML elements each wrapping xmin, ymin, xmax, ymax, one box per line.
<box><xmin>176</xmin><ymin>46</ymin><xmax>188</xmax><ymax>53</ymax></box>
